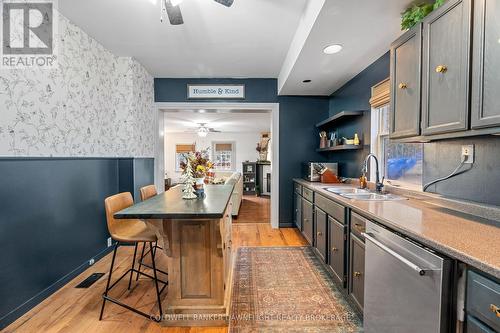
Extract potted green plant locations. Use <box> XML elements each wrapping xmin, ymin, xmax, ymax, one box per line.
<box><xmin>401</xmin><ymin>0</ymin><xmax>445</xmax><ymax>30</ymax></box>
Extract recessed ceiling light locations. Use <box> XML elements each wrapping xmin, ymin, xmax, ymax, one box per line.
<box><xmin>323</xmin><ymin>44</ymin><xmax>343</xmax><ymax>54</ymax></box>
<box><xmin>302</xmin><ymin>79</ymin><xmax>311</xmax><ymax>83</ymax></box>
<box><xmin>198</xmin><ymin>109</ymin><xmax>206</xmax><ymax>113</ymax></box>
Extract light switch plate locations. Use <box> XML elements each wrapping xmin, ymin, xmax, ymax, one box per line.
<box><xmin>107</xmin><ymin>237</ymin><xmax>112</xmax><ymax>247</ymax></box>
<box><xmin>461</xmin><ymin>145</ymin><xmax>474</xmax><ymax>164</ymax></box>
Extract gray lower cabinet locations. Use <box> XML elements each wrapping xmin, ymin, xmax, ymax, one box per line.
<box><xmin>390</xmin><ymin>23</ymin><xmax>422</xmax><ymax>139</ymax></box>
<box><xmin>328</xmin><ymin>216</ymin><xmax>345</xmax><ymax>285</ymax></box>
<box><xmin>421</xmin><ymin>0</ymin><xmax>471</xmax><ymax>135</ymax></box>
<box><xmin>294</xmin><ymin>191</ymin><xmax>302</xmax><ymax>230</ymax></box>
<box><xmin>466</xmin><ymin>270</ymin><xmax>500</xmax><ymax>332</ymax></box>
<box><xmin>302</xmin><ymin>198</ymin><xmax>314</xmax><ymax>245</ymax></box>
<box><xmin>471</xmin><ymin>0</ymin><xmax>500</xmax><ymax>129</ymax></box>
<box><xmin>349</xmin><ymin>233</ymin><xmax>365</xmax><ymax>311</ymax></box>
<box><xmin>314</xmin><ymin>207</ymin><xmax>327</xmax><ymax>262</ymax></box>
<box><xmin>466</xmin><ymin>316</ymin><xmax>496</xmax><ymax>333</ymax></box>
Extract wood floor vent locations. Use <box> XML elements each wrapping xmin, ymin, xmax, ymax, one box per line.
<box><xmin>75</xmin><ymin>273</ymin><xmax>105</xmax><ymax>288</ymax></box>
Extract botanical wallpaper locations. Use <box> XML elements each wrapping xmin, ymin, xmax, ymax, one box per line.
<box><xmin>0</xmin><ymin>13</ymin><xmax>155</xmax><ymax>157</ymax></box>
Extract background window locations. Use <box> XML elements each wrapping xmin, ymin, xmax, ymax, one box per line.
<box><xmin>212</xmin><ymin>142</ymin><xmax>235</xmax><ymax>171</ymax></box>
<box><xmin>376</xmin><ymin>105</ymin><xmax>423</xmax><ymax>190</ymax></box>
<box><xmin>175</xmin><ymin>144</ymin><xmax>195</xmax><ymax>171</ymax></box>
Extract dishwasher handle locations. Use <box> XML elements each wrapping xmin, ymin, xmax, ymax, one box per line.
<box><xmin>363</xmin><ymin>232</ymin><xmax>428</xmax><ymax>276</ymax></box>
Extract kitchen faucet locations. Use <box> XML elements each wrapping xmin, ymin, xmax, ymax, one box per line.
<box><xmin>362</xmin><ymin>153</ymin><xmax>385</xmax><ymax>193</ymax></box>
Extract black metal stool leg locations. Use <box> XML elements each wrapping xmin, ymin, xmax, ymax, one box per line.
<box><xmin>128</xmin><ymin>243</ymin><xmax>138</xmax><ymax>290</ymax></box>
<box><xmin>136</xmin><ymin>242</ymin><xmax>146</xmax><ymax>281</ymax></box>
<box><xmin>99</xmin><ymin>241</ymin><xmax>118</xmax><ymax>320</ymax></box>
<box><xmin>149</xmin><ymin>242</ymin><xmax>163</xmax><ymax>317</ymax></box>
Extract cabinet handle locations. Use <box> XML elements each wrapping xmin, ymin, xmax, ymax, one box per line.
<box><xmin>331</xmin><ymin>247</ymin><xmax>338</xmax><ymax>252</ymax></box>
<box><xmin>317</xmin><ymin>232</ymin><xmax>323</xmax><ymax>237</ymax></box>
<box><xmin>490</xmin><ymin>304</ymin><xmax>500</xmax><ymax>318</ymax></box>
<box><xmin>304</xmin><ymin>219</ymin><xmax>309</xmax><ymax>223</ymax></box>
<box><xmin>398</xmin><ymin>82</ymin><xmax>407</xmax><ymax>89</ymax></box>
<box><xmin>354</xmin><ymin>271</ymin><xmax>362</xmax><ymax>278</ymax></box>
<box><xmin>435</xmin><ymin>65</ymin><xmax>447</xmax><ymax>73</ymax></box>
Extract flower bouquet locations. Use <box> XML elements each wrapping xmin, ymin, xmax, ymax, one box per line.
<box><xmin>180</xmin><ymin>149</ymin><xmax>213</xmax><ymax>196</ymax></box>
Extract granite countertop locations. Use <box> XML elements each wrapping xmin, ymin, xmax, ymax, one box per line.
<box><xmin>294</xmin><ymin>179</ymin><xmax>500</xmax><ymax>279</ymax></box>
<box><xmin>114</xmin><ymin>184</ymin><xmax>234</xmax><ymax>220</ymax></box>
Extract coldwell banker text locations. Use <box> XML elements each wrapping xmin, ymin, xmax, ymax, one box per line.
<box><xmin>188</xmin><ymin>85</ymin><xmax>245</xmax><ymax>99</ymax></box>
<box><xmin>1</xmin><ymin>1</ymin><xmax>58</xmax><ymax>69</ymax></box>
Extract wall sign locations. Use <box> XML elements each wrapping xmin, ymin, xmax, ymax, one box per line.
<box><xmin>187</xmin><ymin>84</ymin><xmax>245</xmax><ymax>99</ymax></box>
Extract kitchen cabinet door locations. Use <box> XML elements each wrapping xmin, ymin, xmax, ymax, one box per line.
<box><xmin>421</xmin><ymin>0</ymin><xmax>471</xmax><ymax>135</ymax></box>
<box><xmin>349</xmin><ymin>233</ymin><xmax>365</xmax><ymax>311</ymax></box>
<box><xmin>329</xmin><ymin>216</ymin><xmax>345</xmax><ymax>286</ymax></box>
<box><xmin>390</xmin><ymin>24</ymin><xmax>422</xmax><ymax>139</ymax></box>
<box><xmin>301</xmin><ymin>198</ymin><xmax>313</xmax><ymax>245</ymax></box>
<box><xmin>314</xmin><ymin>207</ymin><xmax>327</xmax><ymax>263</ymax></box>
<box><xmin>294</xmin><ymin>192</ymin><xmax>302</xmax><ymax>230</ymax></box>
<box><xmin>471</xmin><ymin>0</ymin><xmax>500</xmax><ymax>129</ymax></box>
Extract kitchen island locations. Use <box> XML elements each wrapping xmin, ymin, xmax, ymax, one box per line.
<box><xmin>115</xmin><ymin>185</ymin><xmax>234</xmax><ymax>326</ymax></box>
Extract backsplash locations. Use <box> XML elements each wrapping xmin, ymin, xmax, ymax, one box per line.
<box><xmin>423</xmin><ymin>136</ymin><xmax>500</xmax><ymax>206</ymax></box>
<box><xmin>0</xmin><ymin>12</ymin><xmax>155</xmax><ymax>158</ymax></box>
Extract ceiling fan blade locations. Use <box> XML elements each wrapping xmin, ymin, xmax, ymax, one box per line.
<box><xmin>213</xmin><ymin>0</ymin><xmax>234</xmax><ymax>7</ymax></box>
<box><xmin>165</xmin><ymin>0</ymin><xmax>184</xmax><ymax>25</ymax></box>
<box><xmin>209</xmin><ymin>128</ymin><xmax>221</xmax><ymax>132</ymax></box>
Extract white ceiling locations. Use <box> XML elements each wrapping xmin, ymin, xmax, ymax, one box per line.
<box><xmin>163</xmin><ymin>110</ymin><xmax>271</xmax><ymax>133</ymax></box>
<box><xmin>278</xmin><ymin>0</ymin><xmax>411</xmax><ymax>95</ymax></box>
<box><xmin>59</xmin><ymin>0</ymin><xmax>412</xmax><ymax>95</ymax></box>
<box><xmin>59</xmin><ymin>0</ymin><xmax>307</xmax><ymax>78</ymax></box>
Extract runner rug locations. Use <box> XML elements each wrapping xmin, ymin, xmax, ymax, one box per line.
<box><xmin>229</xmin><ymin>247</ymin><xmax>362</xmax><ymax>332</ymax></box>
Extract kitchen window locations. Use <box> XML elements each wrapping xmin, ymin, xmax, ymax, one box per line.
<box><xmin>212</xmin><ymin>142</ymin><xmax>235</xmax><ymax>171</ymax></box>
<box><xmin>373</xmin><ymin>105</ymin><xmax>423</xmax><ymax>191</ymax></box>
<box><xmin>175</xmin><ymin>144</ymin><xmax>195</xmax><ymax>171</ymax></box>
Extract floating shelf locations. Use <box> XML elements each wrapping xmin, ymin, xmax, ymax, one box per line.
<box><xmin>316</xmin><ymin>145</ymin><xmax>364</xmax><ymax>152</ymax></box>
<box><xmin>316</xmin><ymin>110</ymin><xmax>367</xmax><ymax>128</ymax></box>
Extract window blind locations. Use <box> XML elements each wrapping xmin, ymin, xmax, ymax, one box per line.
<box><xmin>215</xmin><ymin>143</ymin><xmax>232</xmax><ymax>151</ymax></box>
<box><xmin>176</xmin><ymin>144</ymin><xmax>195</xmax><ymax>153</ymax></box>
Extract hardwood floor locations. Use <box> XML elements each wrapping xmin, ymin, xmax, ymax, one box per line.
<box><xmin>5</xmin><ymin>224</ymin><xmax>307</xmax><ymax>333</ymax></box>
<box><xmin>234</xmin><ymin>195</ymin><xmax>270</xmax><ymax>223</ymax></box>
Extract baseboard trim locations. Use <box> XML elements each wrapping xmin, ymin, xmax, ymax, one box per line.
<box><xmin>0</xmin><ymin>246</ymin><xmax>114</xmax><ymax>330</ymax></box>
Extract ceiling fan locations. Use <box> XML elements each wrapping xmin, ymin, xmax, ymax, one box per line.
<box><xmin>161</xmin><ymin>0</ymin><xmax>234</xmax><ymax>25</ymax></box>
<box><xmin>185</xmin><ymin>123</ymin><xmax>221</xmax><ymax>137</ymax></box>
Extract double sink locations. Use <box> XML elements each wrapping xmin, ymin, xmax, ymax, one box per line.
<box><xmin>324</xmin><ymin>187</ymin><xmax>407</xmax><ymax>201</ymax></box>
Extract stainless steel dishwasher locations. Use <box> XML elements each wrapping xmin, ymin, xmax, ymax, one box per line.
<box><xmin>363</xmin><ymin>221</ymin><xmax>452</xmax><ymax>332</ymax></box>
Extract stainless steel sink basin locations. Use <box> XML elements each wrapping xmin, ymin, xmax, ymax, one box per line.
<box><xmin>341</xmin><ymin>193</ymin><xmax>407</xmax><ymax>201</ymax></box>
<box><xmin>324</xmin><ymin>187</ymin><xmax>370</xmax><ymax>194</ymax></box>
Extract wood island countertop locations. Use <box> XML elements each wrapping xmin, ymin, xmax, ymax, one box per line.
<box><xmin>294</xmin><ymin>179</ymin><xmax>500</xmax><ymax>279</ymax></box>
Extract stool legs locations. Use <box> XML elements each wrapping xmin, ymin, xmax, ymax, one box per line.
<box><xmin>128</xmin><ymin>243</ymin><xmax>138</xmax><ymax>290</ymax></box>
<box><xmin>99</xmin><ymin>241</ymin><xmax>118</xmax><ymax>320</ymax></box>
<box><xmin>150</xmin><ymin>242</ymin><xmax>163</xmax><ymax>317</ymax></box>
<box><xmin>136</xmin><ymin>242</ymin><xmax>146</xmax><ymax>281</ymax></box>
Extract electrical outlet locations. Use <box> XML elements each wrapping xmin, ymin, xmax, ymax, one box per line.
<box><xmin>107</xmin><ymin>237</ymin><xmax>112</xmax><ymax>247</ymax></box>
<box><xmin>461</xmin><ymin>145</ymin><xmax>474</xmax><ymax>164</ymax></box>
<box><xmin>89</xmin><ymin>258</ymin><xmax>95</xmax><ymax>266</ymax></box>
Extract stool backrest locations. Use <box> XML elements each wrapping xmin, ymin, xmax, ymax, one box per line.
<box><xmin>104</xmin><ymin>192</ymin><xmax>134</xmax><ymax>238</ymax></box>
<box><xmin>140</xmin><ymin>185</ymin><xmax>157</xmax><ymax>202</ymax></box>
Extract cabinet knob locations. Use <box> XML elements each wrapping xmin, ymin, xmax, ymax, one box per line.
<box><xmin>331</xmin><ymin>247</ymin><xmax>338</xmax><ymax>252</ymax></box>
<box><xmin>304</xmin><ymin>219</ymin><xmax>309</xmax><ymax>223</ymax></box>
<box><xmin>398</xmin><ymin>82</ymin><xmax>407</xmax><ymax>89</ymax></box>
<box><xmin>354</xmin><ymin>271</ymin><xmax>362</xmax><ymax>278</ymax></box>
<box><xmin>317</xmin><ymin>232</ymin><xmax>323</xmax><ymax>237</ymax></box>
<box><xmin>490</xmin><ymin>304</ymin><xmax>500</xmax><ymax>318</ymax></box>
<box><xmin>435</xmin><ymin>65</ymin><xmax>447</xmax><ymax>73</ymax></box>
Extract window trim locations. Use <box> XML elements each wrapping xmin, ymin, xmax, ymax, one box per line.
<box><xmin>371</xmin><ymin>104</ymin><xmax>424</xmax><ymax>192</ymax></box>
<box><xmin>211</xmin><ymin>141</ymin><xmax>236</xmax><ymax>171</ymax></box>
<box><xmin>174</xmin><ymin>143</ymin><xmax>195</xmax><ymax>172</ymax></box>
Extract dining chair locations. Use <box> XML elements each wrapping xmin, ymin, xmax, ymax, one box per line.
<box><xmin>136</xmin><ymin>185</ymin><xmax>166</xmax><ymax>281</ymax></box>
<box><xmin>100</xmin><ymin>192</ymin><xmax>167</xmax><ymax>322</ymax></box>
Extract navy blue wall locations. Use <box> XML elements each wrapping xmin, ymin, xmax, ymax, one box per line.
<box><xmin>0</xmin><ymin>157</ymin><xmax>153</xmax><ymax>329</ymax></box>
<box><xmin>326</xmin><ymin>52</ymin><xmax>390</xmax><ymax>177</ymax></box>
<box><xmin>155</xmin><ymin>78</ymin><xmax>278</xmax><ymax>103</ymax></box>
<box><xmin>154</xmin><ymin>78</ymin><xmax>329</xmax><ymax>226</ymax></box>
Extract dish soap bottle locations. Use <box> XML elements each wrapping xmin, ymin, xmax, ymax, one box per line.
<box><xmin>354</xmin><ymin>133</ymin><xmax>360</xmax><ymax>145</ymax></box>
<box><xmin>359</xmin><ymin>172</ymin><xmax>367</xmax><ymax>189</ymax></box>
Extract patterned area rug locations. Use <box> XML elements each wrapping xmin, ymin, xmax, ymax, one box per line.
<box><xmin>229</xmin><ymin>247</ymin><xmax>363</xmax><ymax>332</ymax></box>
